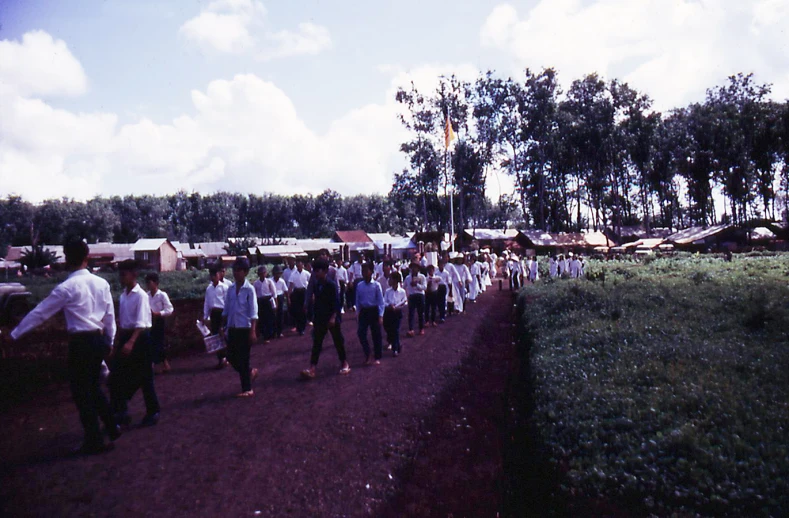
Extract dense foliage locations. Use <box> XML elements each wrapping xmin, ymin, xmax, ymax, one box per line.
<box><xmin>516</xmin><ymin>256</ymin><xmax>789</xmax><ymax>516</ymax></box>
<box><xmin>398</xmin><ymin>71</ymin><xmax>789</xmax><ymax>234</ymax></box>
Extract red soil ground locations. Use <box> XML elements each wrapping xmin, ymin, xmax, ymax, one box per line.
<box><xmin>0</xmin><ymin>288</ymin><xmax>516</xmax><ymax>518</ymax></box>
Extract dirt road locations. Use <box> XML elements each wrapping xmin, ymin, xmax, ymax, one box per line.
<box><xmin>0</xmin><ymin>288</ymin><xmax>514</xmax><ymax>518</ymax></box>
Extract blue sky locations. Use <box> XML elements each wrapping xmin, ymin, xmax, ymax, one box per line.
<box><xmin>1</xmin><ymin>0</ymin><xmax>788</xmax><ymax>202</ymax></box>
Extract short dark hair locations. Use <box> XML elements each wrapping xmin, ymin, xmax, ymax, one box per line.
<box><xmin>145</xmin><ymin>272</ymin><xmax>160</xmax><ymax>284</ymax></box>
<box><xmin>318</xmin><ymin>248</ymin><xmax>331</xmax><ymax>257</ymax></box>
<box><xmin>312</xmin><ymin>258</ymin><xmax>329</xmax><ymax>272</ymax></box>
<box><xmin>208</xmin><ymin>266</ymin><xmax>219</xmax><ymax>276</ymax></box>
<box><xmin>362</xmin><ymin>262</ymin><xmax>374</xmax><ymax>272</ymax></box>
<box><xmin>391</xmin><ymin>271</ymin><xmax>402</xmax><ymax>284</ymax></box>
<box><xmin>64</xmin><ymin>238</ymin><xmax>89</xmax><ymax>268</ymax></box>
<box><xmin>118</xmin><ymin>259</ymin><xmax>138</xmax><ymax>273</ymax></box>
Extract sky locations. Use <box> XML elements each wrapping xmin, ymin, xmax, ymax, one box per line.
<box><xmin>1</xmin><ymin>0</ymin><xmax>788</xmax><ymax>203</ymax></box>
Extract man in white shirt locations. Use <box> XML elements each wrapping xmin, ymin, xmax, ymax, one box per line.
<box><xmin>10</xmin><ymin>239</ymin><xmax>120</xmax><ymax>454</ymax></box>
<box><xmin>254</xmin><ymin>266</ymin><xmax>277</xmax><ymax>343</ymax></box>
<box><xmin>288</xmin><ymin>259</ymin><xmax>311</xmax><ymax>335</ymax></box>
<box><xmin>271</xmin><ymin>265</ymin><xmax>288</xmax><ymax>338</ymax></box>
<box><xmin>529</xmin><ymin>256</ymin><xmax>539</xmax><ymax>283</ymax></box>
<box><xmin>404</xmin><ymin>262</ymin><xmax>427</xmax><ymax>337</ymax></box>
<box><xmin>110</xmin><ymin>260</ymin><xmax>160</xmax><ymax>428</ymax></box>
<box><xmin>383</xmin><ymin>272</ymin><xmax>408</xmax><ymax>356</ymax></box>
<box><xmin>204</xmin><ymin>265</ymin><xmax>231</xmax><ymax>368</ymax></box>
<box><xmin>549</xmin><ymin>255</ymin><xmax>558</xmax><ymax>278</ymax></box>
<box><xmin>222</xmin><ymin>257</ymin><xmax>259</xmax><ymax>397</ymax></box>
<box><xmin>436</xmin><ymin>260</ymin><xmax>450</xmax><ymax>322</ymax></box>
<box><xmin>145</xmin><ymin>272</ymin><xmax>174</xmax><ymax>373</ymax></box>
<box><xmin>282</xmin><ymin>256</ymin><xmax>297</xmax><ymax>285</ymax></box>
<box><xmin>335</xmin><ymin>261</ymin><xmax>349</xmax><ymax>310</ymax></box>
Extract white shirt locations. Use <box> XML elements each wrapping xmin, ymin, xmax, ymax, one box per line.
<box><xmin>436</xmin><ymin>268</ymin><xmax>450</xmax><ymax>286</ymax></box>
<box><xmin>384</xmin><ymin>286</ymin><xmax>408</xmax><ymax>309</ymax></box>
<box><xmin>288</xmin><ymin>269</ymin><xmax>311</xmax><ymax>290</ymax></box>
<box><xmin>425</xmin><ymin>273</ymin><xmax>441</xmax><ymax>292</ymax></box>
<box><xmin>119</xmin><ymin>283</ymin><xmax>152</xmax><ymax>330</ymax></box>
<box><xmin>336</xmin><ymin>266</ymin><xmax>348</xmax><ymax>284</ymax></box>
<box><xmin>254</xmin><ymin>277</ymin><xmax>277</xmax><ymax>298</ymax></box>
<box><xmin>204</xmin><ymin>281</ymin><xmax>230</xmax><ymax>320</ymax></box>
<box><xmin>374</xmin><ymin>262</ymin><xmax>384</xmax><ymax>280</ymax></box>
<box><xmin>349</xmin><ymin>261</ymin><xmax>363</xmax><ymax>281</ymax></box>
<box><xmin>273</xmin><ymin>278</ymin><xmax>287</xmax><ymax>296</ymax></box>
<box><xmin>149</xmin><ymin>290</ymin><xmax>174</xmax><ymax>316</ymax></box>
<box><xmin>223</xmin><ymin>280</ymin><xmax>259</xmax><ymax>329</ymax></box>
<box><xmin>11</xmin><ymin>269</ymin><xmax>116</xmax><ymax>344</ymax></box>
<box><xmin>404</xmin><ymin>273</ymin><xmax>427</xmax><ymax>296</ymax></box>
<box><xmin>282</xmin><ymin>266</ymin><xmax>296</xmax><ymax>284</ymax></box>
<box><xmin>549</xmin><ymin>258</ymin><xmax>558</xmax><ymax>277</ymax></box>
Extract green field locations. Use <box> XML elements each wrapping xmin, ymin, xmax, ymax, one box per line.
<box><xmin>516</xmin><ymin>255</ymin><xmax>789</xmax><ymax>516</ymax></box>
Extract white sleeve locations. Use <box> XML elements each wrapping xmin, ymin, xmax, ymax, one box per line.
<box><xmin>11</xmin><ymin>285</ymin><xmax>69</xmax><ymax>340</ymax></box>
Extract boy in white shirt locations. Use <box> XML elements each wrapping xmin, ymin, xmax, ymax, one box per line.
<box><xmin>222</xmin><ymin>257</ymin><xmax>259</xmax><ymax>397</ymax></box>
<box><xmin>404</xmin><ymin>262</ymin><xmax>427</xmax><ymax>337</ymax></box>
<box><xmin>436</xmin><ymin>260</ymin><xmax>450</xmax><ymax>322</ymax></box>
<box><xmin>111</xmin><ymin>260</ymin><xmax>160</xmax><ymax>428</ymax></box>
<box><xmin>254</xmin><ymin>266</ymin><xmax>277</xmax><ymax>343</ymax></box>
<box><xmin>271</xmin><ymin>265</ymin><xmax>288</xmax><ymax>338</ymax></box>
<box><xmin>287</xmin><ymin>260</ymin><xmax>311</xmax><ymax>336</ymax></box>
<box><xmin>146</xmin><ymin>272</ymin><xmax>173</xmax><ymax>373</ymax></box>
<box><xmin>383</xmin><ymin>272</ymin><xmax>408</xmax><ymax>356</ymax></box>
<box><xmin>204</xmin><ymin>265</ymin><xmax>230</xmax><ymax>369</ymax></box>
<box><xmin>425</xmin><ymin>264</ymin><xmax>441</xmax><ymax>326</ymax></box>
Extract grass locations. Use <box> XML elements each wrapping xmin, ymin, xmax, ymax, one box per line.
<box><xmin>516</xmin><ymin>254</ymin><xmax>789</xmax><ymax>516</ymax></box>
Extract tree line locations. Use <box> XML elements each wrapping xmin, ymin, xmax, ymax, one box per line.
<box><xmin>3</xmin><ymin>69</ymin><xmax>788</xmax><ymax>254</ymax></box>
<box><xmin>396</xmin><ymin>70</ymin><xmax>789</xmax><ymax>235</ymax></box>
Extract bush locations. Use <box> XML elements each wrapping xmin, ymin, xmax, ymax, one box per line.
<box><xmin>517</xmin><ymin>254</ymin><xmax>789</xmax><ymax>516</ymax></box>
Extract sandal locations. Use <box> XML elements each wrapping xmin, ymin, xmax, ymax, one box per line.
<box><xmin>301</xmin><ymin>369</ymin><xmax>316</xmax><ymax>379</ymax></box>
<box><xmin>235</xmin><ymin>390</ymin><xmax>254</xmax><ymax>397</ymax></box>
<box><xmin>339</xmin><ymin>366</ymin><xmax>351</xmax><ymax>375</ymax></box>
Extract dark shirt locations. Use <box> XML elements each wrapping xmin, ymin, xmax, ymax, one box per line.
<box><xmin>312</xmin><ymin>279</ymin><xmax>341</xmax><ymax>326</ymax></box>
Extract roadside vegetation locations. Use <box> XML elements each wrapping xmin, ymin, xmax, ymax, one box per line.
<box><xmin>516</xmin><ymin>255</ymin><xmax>789</xmax><ymax>516</ymax></box>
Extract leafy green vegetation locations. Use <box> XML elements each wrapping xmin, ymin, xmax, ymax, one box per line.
<box><xmin>517</xmin><ymin>255</ymin><xmax>789</xmax><ymax>516</ymax></box>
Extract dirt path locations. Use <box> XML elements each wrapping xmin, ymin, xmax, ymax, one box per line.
<box><xmin>0</xmin><ymin>288</ymin><xmax>513</xmax><ymax>518</ymax></box>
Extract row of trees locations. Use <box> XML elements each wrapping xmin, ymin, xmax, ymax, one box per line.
<box><xmin>0</xmin><ymin>191</ymin><xmax>519</xmax><ymax>252</ymax></box>
<box><xmin>396</xmin><ymin>70</ymin><xmax>789</xmax><ymax>234</ymax></box>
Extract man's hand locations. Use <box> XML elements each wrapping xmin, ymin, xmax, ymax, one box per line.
<box><xmin>249</xmin><ymin>329</ymin><xmax>257</xmax><ymax>343</ymax></box>
<box><xmin>378</xmin><ymin>316</ymin><xmax>383</xmax><ymax>326</ymax></box>
<box><xmin>120</xmin><ymin>341</ymin><xmax>134</xmax><ymax>356</ymax></box>
<box><xmin>152</xmin><ymin>311</ymin><xmax>161</xmax><ymax>318</ymax></box>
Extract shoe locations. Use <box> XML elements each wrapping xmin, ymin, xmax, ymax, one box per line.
<box><xmin>74</xmin><ymin>442</ymin><xmax>114</xmax><ymax>456</ymax></box>
<box><xmin>300</xmin><ymin>369</ymin><xmax>316</xmax><ymax>380</ymax></box>
<box><xmin>106</xmin><ymin>424</ymin><xmax>122</xmax><ymax>441</ymax></box>
<box><xmin>406</xmin><ymin>330</ymin><xmax>415</xmax><ymax>338</ymax></box>
<box><xmin>387</xmin><ymin>344</ymin><xmax>392</xmax><ymax>350</ymax></box>
<box><xmin>235</xmin><ymin>390</ymin><xmax>254</xmax><ymax>398</ymax></box>
<box><xmin>141</xmin><ymin>413</ymin><xmax>159</xmax><ymax>427</ymax></box>
<box><xmin>393</xmin><ymin>351</ymin><xmax>399</xmax><ymax>357</ymax></box>
<box><xmin>217</xmin><ymin>358</ymin><xmax>228</xmax><ymax>369</ymax></box>
<box><xmin>115</xmin><ymin>413</ymin><xmax>132</xmax><ymax>427</ymax></box>
<box><xmin>339</xmin><ymin>365</ymin><xmax>351</xmax><ymax>375</ymax></box>
<box><xmin>373</xmin><ymin>359</ymin><xmax>381</xmax><ymax>366</ymax></box>
<box><xmin>419</xmin><ymin>329</ymin><xmax>425</xmax><ymax>336</ymax></box>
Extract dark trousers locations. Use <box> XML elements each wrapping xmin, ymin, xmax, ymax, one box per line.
<box><xmin>510</xmin><ymin>273</ymin><xmax>521</xmax><ymax>291</ymax></box>
<box><xmin>383</xmin><ymin>307</ymin><xmax>403</xmax><ymax>353</ymax></box>
<box><xmin>408</xmin><ymin>293</ymin><xmax>425</xmax><ymax>331</ymax></box>
<box><xmin>357</xmin><ymin>307</ymin><xmax>382</xmax><ymax>360</ymax></box>
<box><xmin>68</xmin><ymin>332</ymin><xmax>115</xmax><ymax>446</ymax></box>
<box><xmin>290</xmin><ymin>288</ymin><xmax>307</xmax><ymax>333</ymax></box>
<box><xmin>346</xmin><ymin>282</ymin><xmax>355</xmax><ymax>310</ymax></box>
<box><xmin>110</xmin><ymin>329</ymin><xmax>160</xmax><ymax>418</ymax></box>
<box><xmin>311</xmin><ymin>320</ymin><xmax>346</xmax><ymax>365</ymax></box>
<box><xmin>425</xmin><ymin>290</ymin><xmax>439</xmax><ymax>323</ymax></box>
<box><xmin>227</xmin><ymin>328</ymin><xmax>252</xmax><ymax>392</ymax></box>
<box><xmin>258</xmin><ymin>296</ymin><xmax>275</xmax><ymax>340</ymax></box>
<box><xmin>339</xmin><ymin>282</ymin><xmax>346</xmax><ymax>310</ymax></box>
<box><xmin>274</xmin><ymin>294</ymin><xmax>285</xmax><ymax>336</ymax></box>
<box><xmin>151</xmin><ymin>316</ymin><xmax>166</xmax><ymax>364</ymax></box>
<box><xmin>437</xmin><ymin>284</ymin><xmax>448</xmax><ymax>321</ymax></box>
<box><xmin>209</xmin><ymin>307</ymin><xmax>226</xmax><ymax>361</ymax></box>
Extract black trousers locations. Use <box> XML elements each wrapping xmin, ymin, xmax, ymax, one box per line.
<box><xmin>383</xmin><ymin>307</ymin><xmax>403</xmax><ymax>352</ymax></box>
<box><xmin>68</xmin><ymin>332</ymin><xmax>115</xmax><ymax>446</ymax></box>
<box><xmin>408</xmin><ymin>294</ymin><xmax>425</xmax><ymax>331</ymax></box>
<box><xmin>437</xmin><ymin>284</ymin><xmax>448</xmax><ymax>320</ymax></box>
<box><xmin>357</xmin><ymin>307</ymin><xmax>382</xmax><ymax>360</ymax></box>
<box><xmin>425</xmin><ymin>290</ymin><xmax>439</xmax><ymax>323</ymax></box>
<box><xmin>227</xmin><ymin>328</ymin><xmax>252</xmax><ymax>392</ymax></box>
<box><xmin>290</xmin><ymin>289</ymin><xmax>307</xmax><ymax>333</ymax></box>
<box><xmin>257</xmin><ymin>296</ymin><xmax>275</xmax><ymax>340</ymax></box>
<box><xmin>311</xmin><ymin>320</ymin><xmax>346</xmax><ymax>366</ymax></box>
<box><xmin>110</xmin><ymin>329</ymin><xmax>160</xmax><ymax>417</ymax></box>
<box><xmin>339</xmin><ymin>281</ymin><xmax>346</xmax><ymax>310</ymax></box>
<box><xmin>274</xmin><ymin>294</ymin><xmax>285</xmax><ymax>336</ymax></box>
<box><xmin>151</xmin><ymin>315</ymin><xmax>167</xmax><ymax>364</ymax></box>
<box><xmin>209</xmin><ymin>307</ymin><xmax>226</xmax><ymax>361</ymax></box>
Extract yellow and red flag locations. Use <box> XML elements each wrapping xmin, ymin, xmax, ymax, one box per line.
<box><xmin>444</xmin><ymin>113</ymin><xmax>456</xmax><ymax>149</ymax></box>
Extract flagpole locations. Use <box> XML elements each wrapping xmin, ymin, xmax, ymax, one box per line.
<box><xmin>448</xmin><ymin>148</ymin><xmax>454</xmax><ymax>252</ymax></box>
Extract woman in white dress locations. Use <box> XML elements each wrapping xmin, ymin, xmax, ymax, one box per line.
<box><xmin>468</xmin><ymin>255</ymin><xmax>481</xmax><ymax>302</ymax></box>
<box><xmin>445</xmin><ymin>253</ymin><xmax>464</xmax><ymax>314</ymax></box>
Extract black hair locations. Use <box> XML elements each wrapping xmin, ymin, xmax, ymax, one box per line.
<box><xmin>391</xmin><ymin>271</ymin><xmax>402</xmax><ymax>284</ymax></box>
<box><xmin>64</xmin><ymin>238</ymin><xmax>89</xmax><ymax>268</ymax></box>
<box><xmin>118</xmin><ymin>259</ymin><xmax>138</xmax><ymax>273</ymax></box>
<box><xmin>145</xmin><ymin>272</ymin><xmax>160</xmax><ymax>284</ymax></box>
<box><xmin>362</xmin><ymin>262</ymin><xmax>374</xmax><ymax>272</ymax></box>
<box><xmin>208</xmin><ymin>266</ymin><xmax>219</xmax><ymax>276</ymax></box>
<box><xmin>312</xmin><ymin>258</ymin><xmax>330</xmax><ymax>272</ymax></box>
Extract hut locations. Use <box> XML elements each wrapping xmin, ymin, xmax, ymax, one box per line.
<box><xmin>457</xmin><ymin>229</ymin><xmax>520</xmax><ymax>254</ymax></box>
<box><xmin>666</xmin><ymin>225</ymin><xmax>740</xmax><ymax>252</ymax></box>
<box><xmin>253</xmin><ymin>244</ymin><xmax>308</xmax><ymax>264</ymax></box>
<box><xmin>331</xmin><ymin>230</ymin><xmax>375</xmax><ymax>263</ymax></box>
<box><xmin>130</xmin><ymin>238</ymin><xmax>178</xmax><ymax>272</ymax></box>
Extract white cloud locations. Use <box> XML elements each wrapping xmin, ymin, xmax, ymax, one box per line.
<box><xmin>0</xmin><ymin>30</ymin><xmax>88</xmax><ymax>98</ymax></box>
<box><xmin>480</xmin><ymin>0</ymin><xmax>789</xmax><ymax>110</ymax></box>
<box><xmin>179</xmin><ymin>1</ymin><xmax>331</xmax><ymax>60</ymax></box>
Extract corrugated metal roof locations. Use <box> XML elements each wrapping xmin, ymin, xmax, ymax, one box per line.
<box><xmin>197</xmin><ymin>242</ymin><xmax>229</xmax><ymax>257</ymax></box>
<box><xmin>463</xmin><ymin>228</ymin><xmax>518</xmax><ymax>241</ymax></box>
<box><xmin>255</xmin><ymin>244</ymin><xmax>308</xmax><ymax>257</ymax></box>
<box><xmin>88</xmin><ymin>243</ymin><xmax>135</xmax><ymax>261</ymax></box>
<box><xmin>332</xmin><ymin>230</ymin><xmax>373</xmax><ymax>243</ymax></box>
<box><xmin>667</xmin><ymin>225</ymin><xmax>730</xmax><ymax>245</ymax></box>
<box><xmin>519</xmin><ymin>230</ymin><xmax>558</xmax><ymax>247</ymax></box>
<box><xmin>130</xmin><ymin>238</ymin><xmax>171</xmax><ymax>251</ymax></box>
<box><xmin>297</xmin><ymin>239</ymin><xmax>340</xmax><ymax>253</ymax></box>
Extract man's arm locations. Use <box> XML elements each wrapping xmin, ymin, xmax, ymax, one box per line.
<box><xmin>101</xmin><ymin>284</ymin><xmax>117</xmax><ymax>346</ymax></box>
<box><xmin>160</xmin><ymin>292</ymin><xmax>174</xmax><ymax>317</ymax></box>
<box><xmin>203</xmin><ymin>286</ymin><xmax>211</xmax><ymax>321</ymax></box>
<box><xmin>10</xmin><ymin>285</ymin><xmax>68</xmax><ymax>340</ymax></box>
